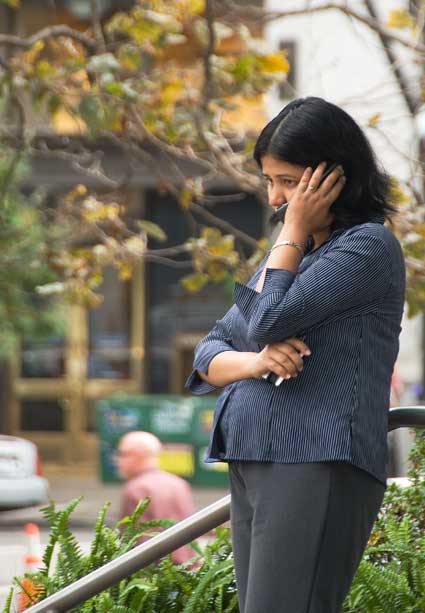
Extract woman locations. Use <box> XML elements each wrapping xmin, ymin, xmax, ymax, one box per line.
<box><xmin>185</xmin><ymin>97</ymin><xmax>406</xmax><ymax>613</ymax></box>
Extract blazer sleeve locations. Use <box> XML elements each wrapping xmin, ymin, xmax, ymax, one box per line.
<box><xmin>233</xmin><ymin>230</ymin><xmax>393</xmax><ymax>346</ymax></box>
<box><xmin>185</xmin><ymin>305</ymin><xmax>237</xmax><ymax>395</ymax></box>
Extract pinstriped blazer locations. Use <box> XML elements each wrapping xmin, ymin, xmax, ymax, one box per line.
<box><xmin>185</xmin><ymin>219</ymin><xmax>406</xmax><ymax>485</ymax></box>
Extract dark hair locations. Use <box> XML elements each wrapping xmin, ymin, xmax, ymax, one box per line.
<box><xmin>254</xmin><ymin>96</ymin><xmax>396</xmax><ymax>230</ymax></box>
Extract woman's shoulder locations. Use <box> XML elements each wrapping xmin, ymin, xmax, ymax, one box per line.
<box><xmin>338</xmin><ymin>220</ymin><xmax>401</xmax><ymax>254</ymax></box>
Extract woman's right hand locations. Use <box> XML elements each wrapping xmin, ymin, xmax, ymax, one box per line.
<box><xmin>249</xmin><ymin>338</ymin><xmax>311</xmax><ymax>380</ymax></box>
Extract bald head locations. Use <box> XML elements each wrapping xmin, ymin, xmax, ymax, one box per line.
<box><xmin>116</xmin><ymin>431</ymin><xmax>162</xmax><ymax>479</ymax></box>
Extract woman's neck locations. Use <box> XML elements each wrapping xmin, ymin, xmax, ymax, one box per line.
<box><xmin>312</xmin><ymin>228</ymin><xmax>331</xmax><ymax>250</ymax></box>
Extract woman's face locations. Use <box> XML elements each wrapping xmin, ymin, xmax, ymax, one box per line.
<box><xmin>261</xmin><ymin>155</ymin><xmax>306</xmax><ymax>210</ymax></box>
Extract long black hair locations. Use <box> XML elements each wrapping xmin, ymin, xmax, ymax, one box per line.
<box><xmin>254</xmin><ymin>96</ymin><xmax>397</xmax><ymax>231</ymax></box>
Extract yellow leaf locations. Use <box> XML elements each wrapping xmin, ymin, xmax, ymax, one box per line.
<box><xmin>128</xmin><ymin>19</ymin><xmax>162</xmax><ymax>44</ymax></box>
<box><xmin>257</xmin><ymin>237</ymin><xmax>271</xmax><ymax>251</ymax></box>
<box><xmin>389</xmin><ymin>177</ymin><xmax>410</xmax><ymax>206</ymax></box>
<box><xmin>65</xmin><ymin>184</ymin><xmax>87</xmax><ymax>204</ymax></box>
<box><xmin>387</xmin><ymin>9</ymin><xmax>415</xmax><ymax>30</ymax></box>
<box><xmin>201</xmin><ymin>227</ymin><xmax>221</xmax><ymax>243</ymax></box>
<box><xmin>256</xmin><ymin>52</ymin><xmax>290</xmax><ymax>74</ymax></box>
<box><xmin>179</xmin><ymin>186</ymin><xmax>193</xmax><ymax>209</ymax></box>
<box><xmin>368</xmin><ymin>113</ymin><xmax>381</xmax><ymax>127</ymax></box>
<box><xmin>208</xmin><ymin>235</ymin><xmax>235</xmax><ymax>257</ymax></box>
<box><xmin>186</xmin><ymin>0</ymin><xmax>205</xmax><ymax>16</ymax></box>
<box><xmin>181</xmin><ymin>272</ymin><xmax>208</xmax><ymax>292</ymax></box>
<box><xmin>82</xmin><ymin>201</ymin><xmax>121</xmax><ymax>222</ymax></box>
<box><xmin>207</xmin><ymin>261</ymin><xmax>228</xmax><ymax>282</ymax></box>
<box><xmin>36</xmin><ymin>60</ymin><xmax>55</xmax><ymax>78</ymax></box>
<box><xmin>161</xmin><ymin>81</ymin><xmax>183</xmax><ymax>104</ymax></box>
<box><xmin>23</xmin><ymin>40</ymin><xmax>45</xmax><ymax>64</ymax></box>
<box><xmin>117</xmin><ymin>262</ymin><xmax>133</xmax><ymax>280</ymax></box>
<box><xmin>87</xmin><ymin>271</ymin><xmax>104</xmax><ymax>289</ymax></box>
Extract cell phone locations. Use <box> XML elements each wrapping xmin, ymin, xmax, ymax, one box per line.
<box><xmin>318</xmin><ymin>162</ymin><xmax>340</xmax><ymax>186</ymax></box>
<box><xmin>269</xmin><ymin>162</ymin><xmax>341</xmax><ymax>226</ymax></box>
<box><xmin>269</xmin><ymin>202</ymin><xmax>288</xmax><ymax>225</ymax></box>
<box><xmin>262</xmin><ymin>336</ymin><xmax>308</xmax><ymax>387</ymax></box>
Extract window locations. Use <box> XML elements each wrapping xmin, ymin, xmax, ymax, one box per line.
<box><xmin>20</xmin><ymin>399</ymin><xmax>64</xmax><ymax>431</ymax></box>
<box><xmin>88</xmin><ymin>268</ymin><xmax>132</xmax><ymax>379</ymax></box>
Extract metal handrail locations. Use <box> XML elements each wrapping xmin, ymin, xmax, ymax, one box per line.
<box><xmin>25</xmin><ymin>405</ymin><xmax>425</xmax><ymax>613</ymax></box>
<box><xmin>388</xmin><ymin>405</ymin><xmax>425</xmax><ymax>432</ymax></box>
<box><xmin>25</xmin><ymin>494</ymin><xmax>231</xmax><ymax>613</ymax></box>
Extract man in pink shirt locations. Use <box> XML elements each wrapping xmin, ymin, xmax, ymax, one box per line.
<box><xmin>116</xmin><ymin>430</ymin><xmax>195</xmax><ymax>565</ymax></box>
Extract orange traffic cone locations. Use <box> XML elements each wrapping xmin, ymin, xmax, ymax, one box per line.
<box><xmin>17</xmin><ymin>523</ymin><xmax>44</xmax><ymax>612</ymax></box>
<box><xmin>23</xmin><ymin>523</ymin><xmax>43</xmax><ymax>571</ymax></box>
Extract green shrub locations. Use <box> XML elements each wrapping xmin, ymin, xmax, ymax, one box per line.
<box><xmin>343</xmin><ymin>429</ymin><xmax>425</xmax><ymax>612</ymax></box>
<box><xmin>7</xmin><ymin>430</ymin><xmax>425</xmax><ymax>612</ymax></box>
<box><xmin>4</xmin><ymin>497</ymin><xmax>238</xmax><ymax>613</ymax></box>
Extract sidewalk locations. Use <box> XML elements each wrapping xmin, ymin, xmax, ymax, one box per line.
<box><xmin>0</xmin><ymin>470</ymin><xmax>229</xmax><ymax>528</ymax></box>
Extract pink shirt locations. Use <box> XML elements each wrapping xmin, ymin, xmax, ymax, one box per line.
<box><xmin>121</xmin><ymin>468</ymin><xmax>195</xmax><ymax>565</ymax></box>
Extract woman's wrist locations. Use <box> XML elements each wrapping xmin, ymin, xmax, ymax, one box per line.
<box><xmin>207</xmin><ymin>351</ymin><xmax>259</xmax><ymax>386</ymax></box>
<box><xmin>277</xmin><ymin>223</ymin><xmax>309</xmax><ymax>246</ymax></box>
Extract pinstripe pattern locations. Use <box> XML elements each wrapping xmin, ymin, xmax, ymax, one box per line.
<box><xmin>185</xmin><ymin>221</ymin><xmax>406</xmax><ymax>485</ymax></box>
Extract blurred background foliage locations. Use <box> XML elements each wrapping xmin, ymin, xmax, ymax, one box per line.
<box><xmin>0</xmin><ymin>0</ymin><xmax>424</xmax><ymax>353</ymax></box>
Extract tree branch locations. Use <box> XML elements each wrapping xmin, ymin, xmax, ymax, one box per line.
<box><xmin>90</xmin><ymin>0</ymin><xmax>106</xmax><ymax>52</ymax></box>
<box><xmin>222</xmin><ymin>1</ymin><xmax>425</xmax><ymax>55</ymax></box>
<box><xmin>0</xmin><ymin>88</ymin><xmax>25</xmax><ymax>210</ymax></box>
<box><xmin>203</xmin><ymin>0</ymin><xmax>216</xmax><ymax>111</ymax></box>
<box><xmin>189</xmin><ymin>200</ymin><xmax>260</xmax><ymax>250</ymax></box>
<box><xmin>0</xmin><ymin>25</ymin><xmax>96</xmax><ymax>51</ymax></box>
<box><xmin>363</xmin><ymin>0</ymin><xmax>418</xmax><ymax>115</ymax></box>
<box><xmin>142</xmin><ymin>254</ymin><xmax>193</xmax><ymax>268</ymax></box>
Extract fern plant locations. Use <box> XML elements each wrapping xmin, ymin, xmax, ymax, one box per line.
<box><xmin>343</xmin><ymin>515</ymin><xmax>425</xmax><ymax>612</ymax></box>
<box><xmin>341</xmin><ymin>429</ymin><xmax>425</xmax><ymax>612</ymax></box>
<box><xmin>3</xmin><ymin>498</ymin><xmax>238</xmax><ymax>613</ymax></box>
<box><xmin>8</xmin><ymin>431</ymin><xmax>425</xmax><ymax>613</ymax></box>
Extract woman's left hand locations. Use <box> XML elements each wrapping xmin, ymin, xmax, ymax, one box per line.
<box><xmin>284</xmin><ymin>162</ymin><xmax>346</xmax><ymax>235</ymax></box>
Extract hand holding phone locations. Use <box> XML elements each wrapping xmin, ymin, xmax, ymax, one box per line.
<box><xmin>269</xmin><ymin>162</ymin><xmax>342</xmax><ymax>226</ymax></box>
<box><xmin>317</xmin><ymin>162</ymin><xmax>340</xmax><ymax>186</ymax></box>
<box><xmin>262</xmin><ymin>336</ymin><xmax>308</xmax><ymax>386</ymax></box>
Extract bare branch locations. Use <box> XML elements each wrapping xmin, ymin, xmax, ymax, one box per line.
<box><xmin>222</xmin><ymin>1</ymin><xmax>425</xmax><ymax>55</ymax></box>
<box><xmin>189</xmin><ymin>200</ymin><xmax>260</xmax><ymax>250</ymax></box>
<box><xmin>203</xmin><ymin>0</ymin><xmax>216</xmax><ymax>111</ymax></box>
<box><xmin>142</xmin><ymin>255</ymin><xmax>193</xmax><ymax>268</ymax></box>
<box><xmin>405</xmin><ymin>256</ymin><xmax>425</xmax><ymax>273</ymax></box>
<box><xmin>32</xmin><ymin>145</ymin><xmax>120</xmax><ymax>190</ymax></box>
<box><xmin>363</xmin><ymin>0</ymin><xmax>418</xmax><ymax>115</ymax></box>
<box><xmin>0</xmin><ymin>88</ymin><xmax>26</xmax><ymax>209</ymax></box>
<box><xmin>90</xmin><ymin>0</ymin><xmax>106</xmax><ymax>52</ymax></box>
<box><xmin>0</xmin><ymin>25</ymin><xmax>96</xmax><ymax>51</ymax></box>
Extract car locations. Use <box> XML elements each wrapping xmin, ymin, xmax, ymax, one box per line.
<box><xmin>0</xmin><ymin>434</ymin><xmax>49</xmax><ymax>510</ymax></box>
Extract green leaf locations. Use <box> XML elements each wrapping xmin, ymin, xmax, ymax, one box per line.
<box><xmin>136</xmin><ymin>220</ymin><xmax>167</xmax><ymax>242</ymax></box>
<box><xmin>48</xmin><ymin>94</ymin><xmax>62</xmax><ymax>115</ymax></box>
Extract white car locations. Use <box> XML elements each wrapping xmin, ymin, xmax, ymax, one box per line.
<box><xmin>0</xmin><ymin>435</ymin><xmax>49</xmax><ymax>510</ymax></box>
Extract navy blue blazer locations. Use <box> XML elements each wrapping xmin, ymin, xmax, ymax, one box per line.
<box><xmin>185</xmin><ymin>220</ymin><xmax>406</xmax><ymax>485</ymax></box>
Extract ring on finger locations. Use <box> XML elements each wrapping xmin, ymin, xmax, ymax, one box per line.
<box><xmin>308</xmin><ymin>184</ymin><xmax>316</xmax><ymax>191</ymax></box>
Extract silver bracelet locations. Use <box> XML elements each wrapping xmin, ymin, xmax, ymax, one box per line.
<box><xmin>270</xmin><ymin>240</ymin><xmax>305</xmax><ymax>258</ymax></box>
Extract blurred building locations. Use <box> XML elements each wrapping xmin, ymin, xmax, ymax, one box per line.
<box><xmin>0</xmin><ymin>0</ymin><xmax>267</xmax><ymax>469</ymax></box>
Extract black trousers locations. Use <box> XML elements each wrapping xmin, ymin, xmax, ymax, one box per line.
<box><xmin>228</xmin><ymin>460</ymin><xmax>385</xmax><ymax>613</ymax></box>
